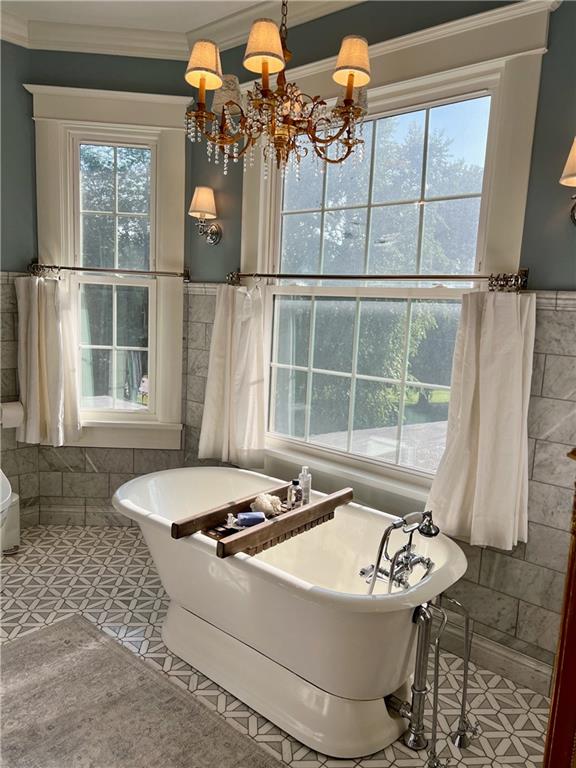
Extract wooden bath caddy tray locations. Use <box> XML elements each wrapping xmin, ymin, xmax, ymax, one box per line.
<box><xmin>171</xmin><ymin>484</ymin><xmax>353</xmax><ymax>558</ymax></box>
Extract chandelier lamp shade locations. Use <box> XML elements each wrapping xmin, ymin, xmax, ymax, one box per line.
<box><xmin>559</xmin><ymin>137</ymin><xmax>576</xmax><ymax>226</ymax></box>
<box><xmin>184</xmin><ymin>0</ymin><xmax>371</xmax><ymax>174</ymax></box>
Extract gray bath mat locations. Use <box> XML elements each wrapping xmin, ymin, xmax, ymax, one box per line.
<box><xmin>1</xmin><ymin>615</ymin><xmax>286</xmax><ymax>768</ymax></box>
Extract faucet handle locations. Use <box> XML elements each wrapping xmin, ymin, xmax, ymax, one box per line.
<box><xmin>419</xmin><ymin>511</ymin><xmax>440</xmax><ymax>538</ymax></box>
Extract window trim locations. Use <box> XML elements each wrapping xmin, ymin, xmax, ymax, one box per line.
<box><xmin>27</xmin><ymin>86</ymin><xmax>187</xmax><ymax>448</ymax></box>
<box><xmin>240</xmin><ymin>26</ymin><xmax>546</xmax><ymax>493</ymax></box>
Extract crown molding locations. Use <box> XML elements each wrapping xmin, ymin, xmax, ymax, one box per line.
<box><xmin>186</xmin><ymin>1</ymin><xmax>362</xmax><ymax>52</ymax></box>
<box><xmin>0</xmin><ymin>0</ymin><xmax>557</xmax><ymax>63</ymax></box>
<box><xmin>1</xmin><ymin>10</ymin><xmax>30</xmax><ymax>48</ymax></box>
<box><xmin>23</xmin><ymin>83</ymin><xmax>190</xmax><ymax>105</ymax></box>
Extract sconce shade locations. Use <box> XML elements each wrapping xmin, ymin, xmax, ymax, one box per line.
<box><xmin>212</xmin><ymin>75</ymin><xmax>242</xmax><ymax>116</ymax></box>
<box><xmin>185</xmin><ymin>40</ymin><xmax>223</xmax><ymax>90</ymax></box>
<box><xmin>243</xmin><ymin>18</ymin><xmax>285</xmax><ymax>74</ymax></box>
<box><xmin>560</xmin><ymin>138</ymin><xmax>576</xmax><ymax>187</ymax></box>
<box><xmin>189</xmin><ymin>186</ymin><xmax>217</xmax><ymax>219</ymax></box>
<box><xmin>333</xmin><ymin>35</ymin><xmax>371</xmax><ymax>87</ymax></box>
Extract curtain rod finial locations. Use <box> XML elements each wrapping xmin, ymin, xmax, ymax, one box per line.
<box><xmin>227</xmin><ymin>270</ymin><xmax>241</xmax><ymax>286</ymax></box>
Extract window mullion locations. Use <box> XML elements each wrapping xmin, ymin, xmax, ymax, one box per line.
<box><xmin>346</xmin><ymin>298</ymin><xmax>362</xmax><ymax>453</ymax></box>
<box><xmin>363</xmin><ymin>122</ymin><xmax>378</xmax><ymax>275</ymax></box>
<box><xmin>304</xmin><ymin>297</ymin><xmax>316</xmax><ymax>442</ymax></box>
<box><xmin>112</xmin><ymin>285</ymin><xmax>117</xmax><ymax>410</ymax></box>
<box><xmin>415</xmin><ymin>109</ymin><xmax>431</xmax><ymax>275</ymax></box>
<box><xmin>396</xmin><ymin>300</ymin><xmax>413</xmax><ymax>465</ymax></box>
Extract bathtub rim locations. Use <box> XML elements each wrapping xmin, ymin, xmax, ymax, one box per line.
<box><xmin>112</xmin><ymin>466</ymin><xmax>467</xmax><ymax>612</ymax></box>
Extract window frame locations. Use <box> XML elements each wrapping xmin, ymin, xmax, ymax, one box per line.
<box><xmin>28</xmin><ymin>86</ymin><xmax>187</xmax><ymax>449</ymax></box>
<box><xmin>240</xmin><ymin>49</ymin><xmax>544</xmax><ymax>494</ymax></box>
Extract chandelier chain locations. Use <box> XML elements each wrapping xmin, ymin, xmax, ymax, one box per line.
<box><xmin>280</xmin><ymin>0</ymin><xmax>288</xmax><ymax>42</ymax></box>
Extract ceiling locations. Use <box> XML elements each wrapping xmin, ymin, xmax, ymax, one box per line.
<box><xmin>0</xmin><ymin>1</ymin><xmax>362</xmax><ymax>59</ymax></box>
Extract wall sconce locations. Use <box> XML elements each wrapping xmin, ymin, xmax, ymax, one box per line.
<box><xmin>188</xmin><ymin>186</ymin><xmax>222</xmax><ymax>245</ymax></box>
<box><xmin>559</xmin><ymin>137</ymin><xmax>576</xmax><ymax>226</ymax></box>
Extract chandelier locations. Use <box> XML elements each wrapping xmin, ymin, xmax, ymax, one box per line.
<box><xmin>184</xmin><ymin>0</ymin><xmax>371</xmax><ymax>174</ymax></box>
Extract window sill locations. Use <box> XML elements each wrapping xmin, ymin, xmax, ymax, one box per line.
<box><xmin>69</xmin><ymin>421</ymin><xmax>182</xmax><ymax>449</ymax></box>
<box><xmin>264</xmin><ymin>436</ymin><xmax>431</xmax><ymax>517</ymax></box>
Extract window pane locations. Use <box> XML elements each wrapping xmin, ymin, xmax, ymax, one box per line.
<box><xmin>80</xmin><ymin>284</ymin><xmax>113</xmax><ymax>346</ymax></box>
<box><xmin>116</xmin><ymin>286</ymin><xmax>148</xmax><ymax>348</ymax></box>
<box><xmin>80</xmin><ymin>144</ymin><xmax>114</xmax><ymax>212</ymax></box>
<box><xmin>115</xmin><ymin>350</ymin><xmax>148</xmax><ymax>410</ymax></box>
<box><xmin>81</xmin><ymin>349</ymin><xmax>112</xmax><ymax>409</ymax></box>
<box><xmin>82</xmin><ymin>213</ymin><xmax>115</xmax><ymax>268</ymax></box>
<box><xmin>372</xmin><ymin>111</ymin><xmax>425</xmax><ymax>204</ymax></box>
<box><xmin>352</xmin><ymin>379</ymin><xmax>400</xmax><ymax>462</ymax></box>
<box><xmin>400</xmin><ymin>386</ymin><xmax>449</xmax><ymax>472</ymax></box>
<box><xmin>117</xmin><ymin>216</ymin><xmax>150</xmax><ymax>271</ymax></box>
<box><xmin>274</xmin><ymin>296</ymin><xmax>311</xmax><ymax>368</ymax></box>
<box><xmin>283</xmin><ymin>146</ymin><xmax>324</xmax><ymax>211</ymax></box>
<box><xmin>357</xmin><ymin>299</ymin><xmax>408</xmax><ymax>379</ymax></box>
<box><xmin>323</xmin><ymin>209</ymin><xmax>367</xmax><ymax>276</ymax></box>
<box><xmin>426</xmin><ymin>97</ymin><xmax>490</xmax><ymax>198</ymax></box>
<box><xmin>281</xmin><ymin>212</ymin><xmax>321</xmax><ymax>273</ymax></box>
<box><xmin>420</xmin><ymin>197</ymin><xmax>481</xmax><ymax>275</ymax></box>
<box><xmin>368</xmin><ymin>204</ymin><xmax>419</xmax><ymax>274</ymax></box>
<box><xmin>272</xmin><ymin>368</ymin><xmax>308</xmax><ymax>438</ymax></box>
<box><xmin>117</xmin><ymin>147</ymin><xmax>151</xmax><ymax>214</ymax></box>
<box><xmin>325</xmin><ymin>122</ymin><xmax>373</xmax><ymax>208</ymax></box>
<box><xmin>310</xmin><ymin>373</ymin><xmax>350</xmax><ymax>449</ymax></box>
<box><xmin>408</xmin><ymin>301</ymin><xmax>459</xmax><ymax>387</ymax></box>
<box><xmin>313</xmin><ymin>298</ymin><xmax>355</xmax><ymax>374</ymax></box>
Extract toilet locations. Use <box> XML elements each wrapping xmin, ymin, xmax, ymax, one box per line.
<box><xmin>1</xmin><ymin>470</ymin><xmax>20</xmax><ymax>555</ymax></box>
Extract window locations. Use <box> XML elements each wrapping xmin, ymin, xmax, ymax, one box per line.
<box><xmin>269</xmin><ymin>95</ymin><xmax>492</xmax><ymax>475</ymax></box>
<box><xmin>76</xmin><ymin>141</ymin><xmax>156</xmax><ymax>415</ymax></box>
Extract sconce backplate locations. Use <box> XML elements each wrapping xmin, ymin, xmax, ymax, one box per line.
<box><xmin>205</xmin><ymin>223</ymin><xmax>222</xmax><ymax>245</ymax></box>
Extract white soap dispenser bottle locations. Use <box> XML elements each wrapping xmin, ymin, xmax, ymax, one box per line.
<box><xmin>298</xmin><ymin>466</ymin><xmax>312</xmax><ymax>505</ymax></box>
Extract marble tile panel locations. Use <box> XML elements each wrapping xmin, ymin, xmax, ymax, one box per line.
<box><xmin>38</xmin><ymin>446</ymin><xmax>85</xmax><ymax>472</ymax></box>
<box><xmin>542</xmin><ymin>354</ymin><xmax>576</xmax><ymax>401</ymax></box>
<box><xmin>133</xmin><ymin>449</ymin><xmax>183</xmax><ymax>474</ymax></box>
<box><xmin>454</xmin><ymin>539</ymin><xmax>482</xmax><ymax>582</ymax></box>
<box><xmin>0</xmin><ymin>283</ymin><xmax>17</xmax><ymax>312</ymax></box>
<box><xmin>480</xmin><ymin>549</ymin><xmax>566</xmax><ymax>613</ymax></box>
<box><xmin>525</xmin><ymin>522</ymin><xmax>570</xmax><ymax>573</ymax></box>
<box><xmin>19</xmin><ymin>471</ymin><xmax>39</xmax><ymax>500</ymax></box>
<box><xmin>1</xmin><ymin>427</ymin><xmax>17</xmax><ymax>451</ymax></box>
<box><xmin>62</xmin><ymin>472</ymin><xmax>109</xmax><ymax>498</ymax></box>
<box><xmin>0</xmin><ymin>312</ymin><xmax>15</xmax><ymax>341</ymax></box>
<box><xmin>1</xmin><ymin>340</ymin><xmax>17</xmax><ymax>369</ymax></box>
<box><xmin>85</xmin><ymin>448</ymin><xmax>134</xmax><ymax>474</ymax></box>
<box><xmin>532</xmin><ymin>440</ymin><xmax>576</xmax><ymax>489</ymax></box>
<box><xmin>1</xmin><ymin>446</ymin><xmax>38</xmax><ymax>476</ymax></box>
<box><xmin>185</xmin><ymin>401</ymin><xmax>204</xmax><ymax>430</ymax></box>
<box><xmin>187</xmin><ymin>349</ymin><xmax>210</xmax><ymax>377</ymax></box>
<box><xmin>528</xmin><ymin>480</ymin><xmax>573</xmax><ymax>531</ymax></box>
<box><xmin>528</xmin><ymin>437</ymin><xmax>536</xmax><ymax>479</ymax></box>
<box><xmin>528</xmin><ymin>396</ymin><xmax>576</xmax><ymax>443</ymax></box>
<box><xmin>109</xmin><ymin>473</ymin><xmax>136</xmax><ymax>496</ymax></box>
<box><xmin>517</xmin><ymin>602</ymin><xmax>562</xmax><ymax>653</ymax></box>
<box><xmin>187</xmin><ymin>322</ymin><xmax>207</xmax><ymax>350</ymax></box>
<box><xmin>6</xmin><ymin>475</ymin><xmax>19</xmax><ymax>494</ymax></box>
<box><xmin>186</xmin><ymin>375</ymin><xmax>206</xmax><ymax>404</ymax></box>
<box><xmin>531</xmin><ymin>354</ymin><xmax>545</xmax><ymax>396</ymax></box>
<box><xmin>1</xmin><ymin>369</ymin><xmax>17</xmax><ymax>399</ymax></box>
<box><xmin>189</xmin><ymin>294</ymin><xmax>216</xmax><ymax>323</ymax></box>
<box><xmin>446</xmin><ymin>579</ymin><xmax>518</xmax><ymax>635</ymax></box>
<box><xmin>183</xmin><ymin>426</ymin><xmax>200</xmax><ymax>464</ymax></box>
<box><xmin>206</xmin><ymin>323</ymin><xmax>213</xmax><ymax>349</ymax></box>
<box><xmin>535</xmin><ymin>309</ymin><xmax>576</xmax><ymax>355</ymax></box>
<box><xmin>40</xmin><ymin>496</ymin><xmax>85</xmax><ymax>509</ymax></box>
<box><xmin>39</xmin><ymin>509</ymin><xmax>86</xmax><ymax>525</ymax></box>
<box><xmin>39</xmin><ymin>471</ymin><xmax>63</xmax><ymax>497</ymax></box>
<box><xmin>471</xmin><ymin>619</ymin><xmax>555</xmax><ymax>666</ymax></box>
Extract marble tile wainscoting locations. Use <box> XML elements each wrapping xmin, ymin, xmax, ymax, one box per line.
<box><xmin>0</xmin><ymin>273</ymin><xmax>218</xmax><ymax>527</ymax></box>
<box><xmin>1</xmin><ymin>273</ymin><xmax>576</xmax><ymax>693</ymax></box>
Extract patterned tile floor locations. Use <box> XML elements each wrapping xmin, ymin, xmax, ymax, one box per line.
<box><xmin>1</xmin><ymin>526</ymin><xmax>549</xmax><ymax>768</ymax></box>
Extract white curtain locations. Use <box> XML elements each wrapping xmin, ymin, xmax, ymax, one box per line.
<box><xmin>198</xmin><ymin>284</ymin><xmax>266</xmax><ymax>467</ymax></box>
<box><xmin>15</xmin><ymin>276</ymin><xmax>81</xmax><ymax>446</ymax></box>
<box><xmin>427</xmin><ymin>291</ymin><xmax>536</xmax><ymax>550</ymax></box>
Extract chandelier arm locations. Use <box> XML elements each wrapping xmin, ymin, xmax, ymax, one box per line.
<box><xmin>307</xmin><ymin>120</ymin><xmax>352</xmax><ymax>146</ymax></box>
<box><xmin>312</xmin><ymin>140</ymin><xmax>356</xmax><ymax>165</ymax></box>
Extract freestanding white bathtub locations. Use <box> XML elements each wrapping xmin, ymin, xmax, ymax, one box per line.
<box><xmin>113</xmin><ymin>466</ymin><xmax>466</xmax><ymax>758</ymax></box>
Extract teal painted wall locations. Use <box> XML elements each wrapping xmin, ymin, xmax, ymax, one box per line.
<box><xmin>1</xmin><ymin>0</ymin><xmax>574</xmax><ymax>286</ymax></box>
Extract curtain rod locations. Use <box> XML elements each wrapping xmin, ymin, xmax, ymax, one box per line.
<box><xmin>226</xmin><ymin>269</ymin><xmax>529</xmax><ymax>292</ymax></box>
<box><xmin>28</xmin><ymin>263</ymin><xmax>192</xmax><ymax>281</ymax></box>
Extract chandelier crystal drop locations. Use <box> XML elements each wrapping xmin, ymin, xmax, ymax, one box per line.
<box><xmin>184</xmin><ymin>0</ymin><xmax>370</xmax><ymax>174</ymax></box>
